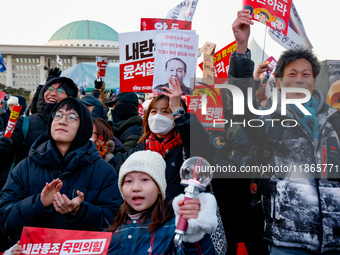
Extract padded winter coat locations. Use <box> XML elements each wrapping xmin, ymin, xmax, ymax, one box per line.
<box><xmin>0</xmin><ymin>135</ymin><xmax>122</xmax><ymax>240</ymax></box>
<box><xmin>228</xmin><ymin>50</ymin><xmax>340</xmax><ymax>253</ymax></box>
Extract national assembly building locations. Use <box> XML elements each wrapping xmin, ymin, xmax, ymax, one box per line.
<box><xmin>0</xmin><ymin>20</ymin><xmax>119</xmax><ymax>92</ymax></box>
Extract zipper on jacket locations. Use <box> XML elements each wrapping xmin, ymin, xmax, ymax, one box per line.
<box><xmin>316</xmin><ymin>179</ymin><xmax>323</xmax><ymax>253</ymax></box>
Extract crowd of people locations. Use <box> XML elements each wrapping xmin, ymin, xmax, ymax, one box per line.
<box><xmin>0</xmin><ymin>9</ymin><xmax>339</xmax><ymax>255</ymax></box>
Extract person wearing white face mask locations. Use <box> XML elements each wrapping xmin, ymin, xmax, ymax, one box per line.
<box><xmin>109</xmin><ymin>77</ymin><xmax>215</xmax><ymax>200</ymax></box>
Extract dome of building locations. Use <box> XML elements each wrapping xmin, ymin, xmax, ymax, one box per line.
<box><xmin>44</xmin><ymin>20</ymin><xmax>119</xmax><ymax>47</ymax></box>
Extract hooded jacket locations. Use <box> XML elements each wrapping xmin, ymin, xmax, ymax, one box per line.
<box><xmin>228</xmin><ymin>50</ymin><xmax>340</xmax><ymax>253</ymax></box>
<box><xmin>0</xmin><ymin>77</ymin><xmax>78</xmax><ymax>189</ymax></box>
<box><xmin>0</xmin><ymin>97</ymin><xmax>122</xmax><ymax>240</ymax></box>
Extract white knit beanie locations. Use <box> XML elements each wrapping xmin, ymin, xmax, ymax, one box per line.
<box><xmin>7</xmin><ymin>96</ymin><xmax>19</xmax><ymax>106</ymax></box>
<box><xmin>118</xmin><ymin>150</ymin><xmax>167</xmax><ymax>200</ymax></box>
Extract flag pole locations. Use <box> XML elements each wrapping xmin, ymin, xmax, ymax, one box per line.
<box><xmin>262</xmin><ymin>26</ymin><xmax>268</xmax><ymax>62</ymax></box>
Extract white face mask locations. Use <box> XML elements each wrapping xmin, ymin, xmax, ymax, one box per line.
<box><xmin>148</xmin><ymin>114</ymin><xmax>174</xmax><ymax>135</ymax></box>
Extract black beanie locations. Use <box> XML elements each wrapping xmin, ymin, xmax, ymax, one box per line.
<box><xmin>36</xmin><ymin>77</ymin><xmax>78</xmax><ymax>122</ymax></box>
<box><xmin>48</xmin><ymin>97</ymin><xmax>93</xmax><ymax>155</ymax></box>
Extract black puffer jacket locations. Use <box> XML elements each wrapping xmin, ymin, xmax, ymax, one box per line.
<box><xmin>0</xmin><ymin>98</ymin><xmax>122</xmax><ymax>241</ymax></box>
<box><xmin>0</xmin><ymin>77</ymin><xmax>78</xmax><ymax>189</ymax></box>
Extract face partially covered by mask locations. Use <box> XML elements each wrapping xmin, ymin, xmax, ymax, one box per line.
<box><xmin>147</xmin><ymin>98</ymin><xmax>175</xmax><ymax>136</ymax></box>
<box><xmin>148</xmin><ymin>114</ymin><xmax>174</xmax><ymax>135</ymax></box>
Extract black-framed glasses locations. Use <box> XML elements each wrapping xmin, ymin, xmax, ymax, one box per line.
<box><xmin>46</xmin><ymin>86</ymin><xmax>66</xmax><ymax>95</ymax></box>
<box><xmin>52</xmin><ymin>112</ymin><xmax>79</xmax><ymax>123</ymax></box>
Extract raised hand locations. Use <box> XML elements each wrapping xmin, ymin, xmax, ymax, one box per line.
<box><xmin>232</xmin><ymin>9</ymin><xmax>254</xmax><ymax>53</ymax></box>
<box><xmin>40</xmin><ymin>179</ymin><xmax>63</xmax><ymax>207</ymax></box>
<box><xmin>53</xmin><ymin>190</ymin><xmax>84</xmax><ymax>215</ymax></box>
<box><xmin>161</xmin><ymin>77</ymin><xmax>182</xmax><ymax>114</ymax></box>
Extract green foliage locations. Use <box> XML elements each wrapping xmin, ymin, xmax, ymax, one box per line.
<box><xmin>0</xmin><ymin>82</ymin><xmax>32</xmax><ymax>103</ymax></box>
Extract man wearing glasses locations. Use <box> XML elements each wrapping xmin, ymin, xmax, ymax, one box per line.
<box><xmin>0</xmin><ymin>77</ymin><xmax>78</xmax><ymax>191</ymax></box>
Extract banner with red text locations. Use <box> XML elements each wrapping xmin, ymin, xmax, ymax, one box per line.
<box><xmin>4</xmin><ymin>105</ymin><xmax>22</xmax><ymax>139</ymax></box>
<box><xmin>96</xmin><ymin>57</ymin><xmax>109</xmax><ymax>81</ymax></box>
<box><xmin>243</xmin><ymin>0</ymin><xmax>293</xmax><ymax>35</ymax></box>
<box><xmin>187</xmin><ymin>85</ymin><xmax>224</xmax><ymax>130</ymax></box>
<box><xmin>20</xmin><ymin>227</ymin><xmax>112</xmax><ymax>255</ymax></box>
<box><xmin>152</xmin><ymin>30</ymin><xmax>198</xmax><ymax>94</ymax></box>
<box><xmin>198</xmin><ymin>41</ymin><xmax>236</xmax><ymax>84</ymax></box>
<box><xmin>119</xmin><ymin>31</ymin><xmax>156</xmax><ymax>93</ymax></box>
<box><xmin>268</xmin><ymin>2</ymin><xmax>313</xmax><ymax>49</ymax></box>
<box><xmin>141</xmin><ymin>18</ymin><xmax>191</xmax><ymax>31</ymax></box>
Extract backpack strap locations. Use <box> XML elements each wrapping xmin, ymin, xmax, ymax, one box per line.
<box><xmin>22</xmin><ymin>116</ymin><xmax>29</xmax><ymax>144</ymax></box>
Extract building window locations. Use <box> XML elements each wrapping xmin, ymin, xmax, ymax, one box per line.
<box><xmin>28</xmin><ymin>58</ymin><xmax>31</xmax><ymax>63</ymax></box>
<box><xmin>24</xmin><ymin>66</ymin><xmax>27</xmax><ymax>70</ymax></box>
<box><xmin>16</xmin><ymin>58</ymin><xmax>19</xmax><ymax>63</ymax></box>
<box><xmin>67</xmin><ymin>59</ymin><xmax>71</xmax><ymax>64</ymax></box>
<box><xmin>20</xmin><ymin>66</ymin><xmax>23</xmax><ymax>70</ymax></box>
<box><xmin>83</xmin><ymin>44</ymin><xmax>86</xmax><ymax>46</ymax></box>
<box><xmin>20</xmin><ymin>74</ymin><xmax>23</xmax><ymax>78</ymax></box>
<box><xmin>24</xmin><ymin>74</ymin><xmax>27</xmax><ymax>79</ymax></box>
<box><xmin>15</xmin><ymin>66</ymin><xmax>19</xmax><ymax>70</ymax></box>
<box><xmin>28</xmin><ymin>66</ymin><xmax>31</xmax><ymax>71</ymax></box>
<box><xmin>24</xmin><ymin>58</ymin><xmax>27</xmax><ymax>63</ymax></box>
<box><xmin>20</xmin><ymin>58</ymin><xmax>23</xmax><ymax>63</ymax></box>
<box><xmin>96</xmin><ymin>44</ymin><xmax>98</xmax><ymax>47</ymax></box>
<box><xmin>77</xmin><ymin>44</ymin><xmax>79</xmax><ymax>46</ymax></box>
<box><xmin>36</xmin><ymin>59</ymin><xmax>39</xmax><ymax>63</ymax></box>
<box><xmin>89</xmin><ymin>44</ymin><xmax>92</xmax><ymax>46</ymax></box>
<box><xmin>13</xmin><ymin>73</ymin><xmax>15</xmax><ymax>78</ymax></box>
<box><xmin>32</xmin><ymin>58</ymin><xmax>35</xmax><ymax>63</ymax></box>
<box><xmin>13</xmin><ymin>82</ymin><xmax>15</xmax><ymax>86</ymax></box>
<box><xmin>16</xmin><ymin>74</ymin><xmax>19</xmax><ymax>78</ymax></box>
<box><xmin>71</xmin><ymin>44</ymin><xmax>73</xmax><ymax>46</ymax></box>
<box><xmin>28</xmin><ymin>74</ymin><xmax>31</xmax><ymax>78</ymax></box>
<box><xmin>32</xmin><ymin>66</ymin><xmax>35</xmax><ymax>71</ymax></box>
<box><xmin>37</xmin><ymin>74</ymin><xmax>39</xmax><ymax>78</ymax></box>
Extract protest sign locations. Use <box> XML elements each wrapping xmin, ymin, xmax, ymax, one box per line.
<box><xmin>264</xmin><ymin>56</ymin><xmax>277</xmax><ymax>75</ymax></box>
<box><xmin>96</xmin><ymin>57</ymin><xmax>109</xmax><ymax>81</ymax></box>
<box><xmin>4</xmin><ymin>105</ymin><xmax>22</xmax><ymax>139</ymax></box>
<box><xmin>243</xmin><ymin>0</ymin><xmax>293</xmax><ymax>35</ymax></box>
<box><xmin>268</xmin><ymin>2</ymin><xmax>312</xmax><ymax>50</ymax></box>
<box><xmin>141</xmin><ymin>18</ymin><xmax>191</xmax><ymax>31</ymax></box>
<box><xmin>187</xmin><ymin>85</ymin><xmax>224</xmax><ymax>130</ymax></box>
<box><xmin>20</xmin><ymin>227</ymin><xmax>112</xmax><ymax>255</ymax></box>
<box><xmin>166</xmin><ymin>0</ymin><xmax>199</xmax><ymax>21</ymax></box>
<box><xmin>152</xmin><ymin>30</ymin><xmax>198</xmax><ymax>95</ymax></box>
<box><xmin>198</xmin><ymin>41</ymin><xmax>236</xmax><ymax>84</ymax></box>
<box><xmin>200</xmin><ymin>42</ymin><xmax>216</xmax><ymax>85</ymax></box>
<box><xmin>119</xmin><ymin>30</ymin><xmax>156</xmax><ymax>93</ymax></box>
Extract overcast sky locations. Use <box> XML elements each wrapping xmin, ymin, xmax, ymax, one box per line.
<box><xmin>1</xmin><ymin>0</ymin><xmax>338</xmax><ymax>70</ymax></box>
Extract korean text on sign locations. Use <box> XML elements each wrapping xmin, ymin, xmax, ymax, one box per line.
<box><xmin>22</xmin><ymin>239</ymin><xmax>106</xmax><ymax>255</ymax></box>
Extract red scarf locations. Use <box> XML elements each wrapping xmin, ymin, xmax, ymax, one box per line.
<box><xmin>145</xmin><ymin>132</ymin><xmax>182</xmax><ymax>158</ymax></box>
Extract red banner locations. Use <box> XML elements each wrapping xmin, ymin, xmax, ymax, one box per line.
<box><xmin>4</xmin><ymin>105</ymin><xmax>22</xmax><ymax>139</ymax></box>
<box><xmin>187</xmin><ymin>85</ymin><xmax>224</xmax><ymax>131</ymax></box>
<box><xmin>20</xmin><ymin>227</ymin><xmax>112</xmax><ymax>255</ymax></box>
<box><xmin>243</xmin><ymin>0</ymin><xmax>292</xmax><ymax>35</ymax></box>
<box><xmin>141</xmin><ymin>18</ymin><xmax>191</xmax><ymax>31</ymax></box>
<box><xmin>119</xmin><ymin>58</ymin><xmax>154</xmax><ymax>93</ymax></box>
<box><xmin>96</xmin><ymin>57</ymin><xmax>109</xmax><ymax>81</ymax></box>
<box><xmin>198</xmin><ymin>41</ymin><xmax>236</xmax><ymax>84</ymax></box>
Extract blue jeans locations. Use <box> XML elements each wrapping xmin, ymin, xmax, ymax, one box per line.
<box><xmin>268</xmin><ymin>244</ymin><xmax>340</xmax><ymax>255</ymax></box>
